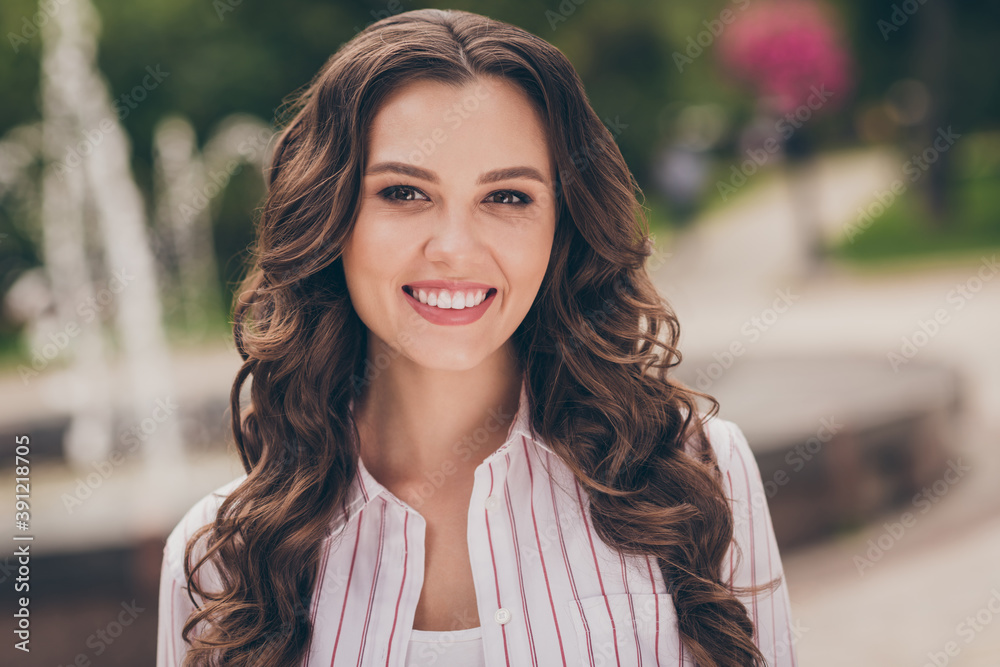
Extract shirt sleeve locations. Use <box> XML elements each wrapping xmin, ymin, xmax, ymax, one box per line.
<box><xmin>718</xmin><ymin>419</ymin><xmax>799</xmax><ymax>666</ymax></box>
<box><xmin>156</xmin><ymin>543</ymin><xmax>196</xmax><ymax>667</ymax></box>
<box><xmin>156</xmin><ymin>478</ymin><xmax>242</xmax><ymax>666</ymax></box>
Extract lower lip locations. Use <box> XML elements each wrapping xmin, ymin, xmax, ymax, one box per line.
<box><xmin>402</xmin><ymin>287</ymin><xmax>496</xmax><ymax>325</ymax></box>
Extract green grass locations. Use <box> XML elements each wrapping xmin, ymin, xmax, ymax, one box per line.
<box><xmin>0</xmin><ymin>330</ymin><xmax>26</xmax><ymax>373</ymax></box>
<box><xmin>831</xmin><ymin>173</ymin><xmax>1000</xmax><ymax>264</ymax></box>
<box><xmin>831</xmin><ymin>132</ymin><xmax>1000</xmax><ymax>265</ymax></box>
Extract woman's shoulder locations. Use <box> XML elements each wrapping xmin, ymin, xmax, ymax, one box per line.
<box><xmin>684</xmin><ymin>409</ymin><xmax>751</xmax><ymax>474</ymax></box>
<box><xmin>161</xmin><ymin>474</ymin><xmax>248</xmax><ymax>580</ymax></box>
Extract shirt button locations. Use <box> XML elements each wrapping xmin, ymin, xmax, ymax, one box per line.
<box><xmin>484</xmin><ymin>494</ymin><xmax>500</xmax><ymax>511</ymax></box>
<box><xmin>494</xmin><ymin>607</ymin><xmax>511</xmax><ymax>625</ymax></box>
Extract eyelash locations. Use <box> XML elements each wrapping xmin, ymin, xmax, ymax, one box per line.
<box><xmin>377</xmin><ymin>185</ymin><xmax>534</xmax><ymax>207</ymax></box>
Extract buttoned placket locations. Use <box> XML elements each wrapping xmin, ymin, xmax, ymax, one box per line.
<box><xmin>340</xmin><ymin>377</ymin><xmax>549</xmax><ymax>666</ymax></box>
<box><xmin>371</xmin><ymin>431</ymin><xmax>532</xmax><ymax>665</ymax></box>
<box><xmin>469</xmin><ymin>437</ymin><xmax>516</xmax><ymax>665</ymax></box>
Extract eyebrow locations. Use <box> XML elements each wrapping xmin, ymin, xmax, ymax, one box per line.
<box><xmin>365</xmin><ymin>161</ymin><xmax>549</xmax><ymax>186</ymax></box>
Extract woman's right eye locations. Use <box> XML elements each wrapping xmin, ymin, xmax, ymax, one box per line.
<box><xmin>379</xmin><ymin>185</ymin><xmax>429</xmax><ymax>203</ymax></box>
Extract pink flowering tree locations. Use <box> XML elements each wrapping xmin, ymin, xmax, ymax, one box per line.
<box><xmin>717</xmin><ymin>0</ymin><xmax>853</xmax><ymax>119</ymax></box>
<box><xmin>715</xmin><ymin>0</ymin><xmax>854</xmax><ymax>272</ymax></box>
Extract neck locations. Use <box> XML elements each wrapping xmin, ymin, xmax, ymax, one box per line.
<box><xmin>354</xmin><ymin>338</ymin><xmax>522</xmax><ymax>505</ymax></box>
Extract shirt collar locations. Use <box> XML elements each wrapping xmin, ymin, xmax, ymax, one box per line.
<box><xmin>336</xmin><ymin>373</ymin><xmax>551</xmax><ymax>532</ymax></box>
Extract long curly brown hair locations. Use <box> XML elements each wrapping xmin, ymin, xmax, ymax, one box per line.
<box><xmin>180</xmin><ymin>8</ymin><xmax>779</xmax><ymax>666</ymax></box>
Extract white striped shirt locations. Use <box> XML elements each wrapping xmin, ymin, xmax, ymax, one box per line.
<box><xmin>157</xmin><ymin>378</ymin><xmax>798</xmax><ymax>666</ymax></box>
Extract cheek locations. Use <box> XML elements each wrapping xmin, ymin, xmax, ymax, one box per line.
<box><xmin>343</xmin><ymin>217</ymin><xmax>400</xmax><ymax>286</ymax></box>
<box><xmin>528</xmin><ymin>220</ymin><xmax>557</xmax><ymax>276</ymax></box>
<box><xmin>342</xmin><ymin>233</ymin><xmax>386</xmax><ymax>320</ymax></box>
<box><xmin>502</xmin><ymin>225</ymin><xmax>554</xmax><ymax>297</ymax></box>
<box><xmin>342</xmin><ymin>221</ymin><xmax>400</xmax><ymax>338</ymax></box>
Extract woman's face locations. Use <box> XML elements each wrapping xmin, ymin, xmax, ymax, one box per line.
<box><xmin>342</xmin><ymin>76</ymin><xmax>557</xmax><ymax>371</ymax></box>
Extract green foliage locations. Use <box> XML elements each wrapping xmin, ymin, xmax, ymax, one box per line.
<box><xmin>832</xmin><ymin>132</ymin><xmax>1000</xmax><ymax>263</ymax></box>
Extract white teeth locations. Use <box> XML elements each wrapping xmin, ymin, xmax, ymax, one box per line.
<box><xmin>410</xmin><ymin>287</ymin><xmax>491</xmax><ymax>310</ymax></box>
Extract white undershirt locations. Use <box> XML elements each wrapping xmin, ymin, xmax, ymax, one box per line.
<box><xmin>404</xmin><ymin>625</ymin><xmax>485</xmax><ymax>666</ymax></box>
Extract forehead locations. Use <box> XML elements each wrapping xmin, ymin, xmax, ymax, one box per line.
<box><xmin>365</xmin><ymin>76</ymin><xmax>553</xmax><ymax>178</ymax></box>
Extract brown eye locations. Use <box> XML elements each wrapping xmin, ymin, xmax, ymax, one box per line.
<box><xmin>380</xmin><ymin>185</ymin><xmax>429</xmax><ymax>202</ymax></box>
<box><xmin>485</xmin><ymin>190</ymin><xmax>532</xmax><ymax>205</ymax></box>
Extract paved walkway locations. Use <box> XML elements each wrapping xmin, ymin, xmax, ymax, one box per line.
<box><xmin>649</xmin><ymin>148</ymin><xmax>1000</xmax><ymax>666</ymax></box>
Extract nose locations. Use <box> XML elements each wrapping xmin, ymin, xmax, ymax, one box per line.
<box><xmin>423</xmin><ymin>205</ymin><xmax>483</xmax><ymax>265</ymax></box>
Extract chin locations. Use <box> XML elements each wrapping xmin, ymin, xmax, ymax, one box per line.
<box><xmin>407</xmin><ymin>343</ymin><xmax>494</xmax><ymax>371</ymax></box>
<box><xmin>417</xmin><ymin>353</ymin><xmax>487</xmax><ymax>372</ymax></box>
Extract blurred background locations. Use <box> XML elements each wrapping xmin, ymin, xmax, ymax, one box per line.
<box><xmin>1</xmin><ymin>0</ymin><xmax>998</xmax><ymax>664</ymax></box>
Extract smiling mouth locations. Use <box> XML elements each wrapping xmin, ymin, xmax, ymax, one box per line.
<box><xmin>402</xmin><ymin>285</ymin><xmax>497</xmax><ymax>309</ymax></box>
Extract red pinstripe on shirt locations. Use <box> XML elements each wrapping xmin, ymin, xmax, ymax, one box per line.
<box><xmin>331</xmin><ymin>508</ymin><xmax>363</xmax><ymax>664</ymax></box>
<box><xmin>619</xmin><ymin>552</ymin><xmax>642</xmax><ymax>666</ymax></box>
<box><xmin>644</xmin><ymin>556</ymin><xmax>662</xmax><ymax>667</ymax></box>
<box><xmin>523</xmin><ymin>435</ymin><xmax>568</xmax><ymax>666</ymax></box>
<box><xmin>354</xmin><ymin>501</ymin><xmax>386</xmax><ymax>666</ymax></box>
<box><xmin>551</xmin><ymin>461</ymin><xmax>597</xmax><ymax>667</ymax></box>
<box><xmin>503</xmin><ymin>451</ymin><xmax>539</xmax><ymax>665</ymax></box>
<box><xmin>384</xmin><ymin>512</ymin><xmax>410</xmax><ymax>666</ymax></box>
<box><xmin>303</xmin><ymin>531</ymin><xmax>332</xmax><ymax>660</ymax></box>
<box><xmin>485</xmin><ymin>462</ymin><xmax>512</xmax><ymax>666</ymax></box>
<box><xmin>576</xmin><ymin>482</ymin><xmax>622</xmax><ymax>667</ymax></box>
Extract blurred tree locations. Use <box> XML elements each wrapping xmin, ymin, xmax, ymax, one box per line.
<box><xmin>715</xmin><ymin>0</ymin><xmax>854</xmax><ymax>272</ymax></box>
<box><xmin>839</xmin><ymin>0</ymin><xmax>1000</xmax><ymax>227</ymax></box>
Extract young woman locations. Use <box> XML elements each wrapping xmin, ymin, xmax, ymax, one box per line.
<box><xmin>157</xmin><ymin>8</ymin><xmax>796</xmax><ymax>667</ymax></box>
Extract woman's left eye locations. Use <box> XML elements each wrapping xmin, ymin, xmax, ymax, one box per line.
<box><xmin>484</xmin><ymin>190</ymin><xmax>533</xmax><ymax>206</ymax></box>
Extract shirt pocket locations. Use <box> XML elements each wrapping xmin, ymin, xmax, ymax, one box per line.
<box><xmin>565</xmin><ymin>593</ymin><xmax>682</xmax><ymax>666</ymax></box>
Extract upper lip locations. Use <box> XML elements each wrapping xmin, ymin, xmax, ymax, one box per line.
<box><xmin>403</xmin><ymin>280</ymin><xmax>496</xmax><ymax>293</ymax></box>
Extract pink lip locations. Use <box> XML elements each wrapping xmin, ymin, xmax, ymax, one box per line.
<box><xmin>401</xmin><ymin>284</ymin><xmax>497</xmax><ymax>326</ymax></box>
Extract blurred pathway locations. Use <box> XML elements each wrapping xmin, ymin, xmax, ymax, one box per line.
<box><xmin>649</xmin><ymin>147</ymin><xmax>1000</xmax><ymax>665</ymax></box>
